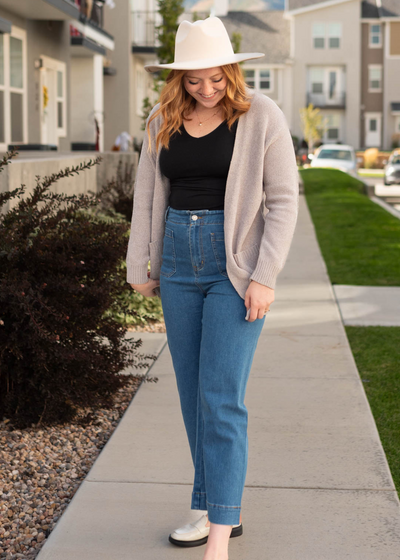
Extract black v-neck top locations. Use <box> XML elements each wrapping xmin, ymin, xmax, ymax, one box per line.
<box><xmin>159</xmin><ymin>118</ymin><xmax>238</xmax><ymax>210</ymax></box>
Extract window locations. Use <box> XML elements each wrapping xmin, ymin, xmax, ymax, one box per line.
<box><xmin>10</xmin><ymin>36</ymin><xmax>23</xmax><ymax>88</ymax></box>
<box><xmin>313</xmin><ymin>23</ymin><xmax>325</xmax><ymax>48</ymax></box>
<box><xmin>0</xmin><ymin>27</ymin><xmax>27</xmax><ymax>149</ymax></box>
<box><xmin>259</xmin><ymin>69</ymin><xmax>270</xmax><ymax>90</ymax></box>
<box><xmin>313</xmin><ymin>22</ymin><xmax>342</xmax><ymax>49</ymax></box>
<box><xmin>369</xmin><ymin>119</ymin><xmax>377</xmax><ymax>132</ymax></box>
<box><xmin>317</xmin><ymin>148</ymin><xmax>352</xmax><ymax>160</ymax></box>
<box><xmin>10</xmin><ymin>36</ymin><xmax>24</xmax><ymax>143</ymax></box>
<box><xmin>324</xmin><ymin>114</ymin><xmax>340</xmax><ymax>141</ymax></box>
<box><xmin>369</xmin><ymin>23</ymin><xmax>382</xmax><ymax>48</ymax></box>
<box><xmin>243</xmin><ymin>69</ymin><xmax>255</xmax><ymax>88</ymax></box>
<box><xmin>310</xmin><ymin>68</ymin><xmax>324</xmax><ymax>94</ymax></box>
<box><xmin>328</xmin><ymin>23</ymin><xmax>341</xmax><ymax>48</ymax></box>
<box><xmin>368</xmin><ymin>65</ymin><xmax>382</xmax><ymax>91</ymax></box>
<box><xmin>57</xmin><ymin>70</ymin><xmax>65</xmax><ymax>129</ymax></box>
<box><xmin>243</xmin><ymin>68</ymin><xmax>273</xmax><ymax>92</ymax></box>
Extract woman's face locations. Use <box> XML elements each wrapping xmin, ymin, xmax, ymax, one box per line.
<box><xmin>183</xmin><ymin>67</ymin><xmax>227</xmax><ymax>109</ymax></box>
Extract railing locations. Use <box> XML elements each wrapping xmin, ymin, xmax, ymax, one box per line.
<box><xmin>131</xmin><ymin>11</ymin><xmax>162</xmax><ymax>48</ymax></box>
<box><xmin>74</xmin><ymin>0</ymin><xmax>105</xmax><ymax>29</ymax></box>
<box><xmin>306</xmin><ymin>92</ymin><xmax>346</xmax><ymax>108</ymax></box>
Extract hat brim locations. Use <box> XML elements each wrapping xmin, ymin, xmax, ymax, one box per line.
<box><xmin>144</xmin><ymin>53</ymin><xmax>265</xmax><ymax>73</ymax></box>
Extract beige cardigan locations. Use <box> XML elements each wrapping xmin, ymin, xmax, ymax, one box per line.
<box><xmin>126</xmin><ymin>88</ymin><xmax>299</xmax><ymax>299</ymax></box>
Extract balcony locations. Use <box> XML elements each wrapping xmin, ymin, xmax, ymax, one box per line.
<box><xmin>0</xmin><ymin>0</ymin><xmax>80</xmax><ymax>20</ymax></box>
<box><xmin>306</xmin><ymin>92</ymin><xmax>346</xmax><ymax>109</ymax></box>
<box><xmin>75</xmin><ymin>0</ymin><xmax>105</xmax><ymax>31</ymax></box>
<box><xmin>70</xmin><ymin>0</ymin><xmax>114</xmax><ymax>53</ymax></box>
<box><xmin>131</xmin><ymin>11</ymin><xmax>162</xmax><ymax>54</ymax></box>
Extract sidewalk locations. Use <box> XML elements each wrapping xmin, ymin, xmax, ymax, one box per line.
<box><xmin>37</xmin><ymin>194</ymin><xmax>400</xmax><ymax>559</ymax></box>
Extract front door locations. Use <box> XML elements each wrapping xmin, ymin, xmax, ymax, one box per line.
<box><xmin>324</xmin><ymin>68</ymin><xmax>343</xmax><ymax>105</ymax></box>
<box><xmin>40</xmin><ymin>66</ymin><xmax>57</xmax><ymax>146</ymax></box>
<box><xmin>365</xmin><ymin>113</ymin><xmax>382</xmax><ymax>148</ymax></box>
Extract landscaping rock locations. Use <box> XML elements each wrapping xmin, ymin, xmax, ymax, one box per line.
<box><xmin>0</xmin><ymin>376</ymin><xmax>142</xmax><ymax>559</ymax></box>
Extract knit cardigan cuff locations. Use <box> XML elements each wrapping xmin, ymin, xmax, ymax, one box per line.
<box><xmin>126</xmin><ymin>264</ymin><xmax>149</xmax><ymax>285</ymax></box>
<box><xmin>249</xmin><ymin>260</ymin><xmax>281</xmax><ymax>290</ymax></box>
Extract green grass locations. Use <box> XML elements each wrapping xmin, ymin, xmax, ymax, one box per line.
<box><xmin>301</xmin><ymin>168</ymin><xmax>400</xmax><ymax>493</ymax></box>
<box><xmin>345</xmin><ymin>327</ymin><xmax>400</xmax><ymax>493</ymax></box>
<box><xmin>357</xmin><ymin>169</ymin><xmax>384</xmax><ymax>178</ymax></box>
<box><xmin>300</xmin><ymin>168</ymin><xmax>400</xmax><ymax>286</ymax></box>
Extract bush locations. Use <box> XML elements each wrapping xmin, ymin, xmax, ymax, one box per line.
<box><xmin>98</xmin><ymin>158</ymin><xmax>135</xmax><ymax>222</ymax></box>
<box><xmin>364</xmin><ymin>147</ymin><xmax>379</xmax><ymax>169</ymax></box>
<box><xmin>0</xmin><ymin>150</ymin><xmax>154</xmax><ymax>429</ymax></box>
<box><xmin>106</xmin><ymin>260</ymin><xmax>164</xmax><ymax>327</ymax></box>
<box><xmin>91</xmin><ymin>172</ymin><xmax>164</xmax><ymax>329</ymax></box>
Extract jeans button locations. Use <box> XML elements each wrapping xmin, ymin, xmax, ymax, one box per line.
<box><xmin>192</xmin><ymin>215</ymin><xmax>198</xmax><ymax>221</ymax></box>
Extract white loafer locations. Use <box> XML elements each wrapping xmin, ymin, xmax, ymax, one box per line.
<box><xmin>168</xmin><ymin>513</ymin><xmax>243</xmax><ymax>547</ymax></box>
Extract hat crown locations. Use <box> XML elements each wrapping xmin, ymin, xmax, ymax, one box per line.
<box><xmin>143</xmin><ymin>15</ymin><xmax>264</xmax><ymax>73</ymax></box>
<box><xmin>174</xmin><ymin>17</ymin><xmax>234</xmax><ymax>64</ymax></box>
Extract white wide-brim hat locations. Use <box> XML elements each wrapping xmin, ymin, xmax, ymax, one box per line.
<box><xmin>144</xmin><ymin>16</ymin><xmax>265</xmax><ymax>73</ymax></box>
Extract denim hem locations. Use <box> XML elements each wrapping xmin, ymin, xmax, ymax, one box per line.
<box><xmin>191</xmin><ymin>491</ymin><xmax>207</xmax><ymax>511</ymax></box>
<box><xmin>206</xmin><ymin>500</ymin><xmax>241</xmax><ymax>525</ymax></box>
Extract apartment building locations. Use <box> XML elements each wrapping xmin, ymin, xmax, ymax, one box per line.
<box><xmin>285</xmin><ymin>0</ymin><xmax>400</xmax><ymax>150</ymax></box>
<box><xmin>361</xmin><ymin>0</ymin><xmax>400</xmax><ymax>150</ymax></box>
<box><xmin>219</xmin><ymin>11</ymin><xmax>293</xmax><ymax>124</ymax></box>
<box><xmin>0</xmin><ymin>0</ymin><xmax>114</xmax><ymax>153</ymax></box>
<box><xmin>285</xmin><ymin>0</ymin><xmax>361</xmax><ymax>148</ymax></box>
<box><xmin>103</xmin><ymin>0</ymin><xmax>159</xmax><ymax>150</ymax></box>
<box><xmin>100</xmin><ymin>0</ymin><xmax>400</xmax><ymax>150</ymax></box>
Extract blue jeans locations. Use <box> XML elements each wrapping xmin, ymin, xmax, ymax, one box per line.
<box><xmin>159</xmin><ymin>206</ymin><xmax>266</xmax><ymax>525</ymax></box>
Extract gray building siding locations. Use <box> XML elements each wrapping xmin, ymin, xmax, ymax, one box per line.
<box><xmin>26</xmin><ymin>20</ymin><xmax>71</xmax><ymax>150</ymax></box>
<box><xmin>0</xmin><ymin>6</ymin><xmax>72</xmax><ymax>150</ymax></box>
<box><xmin>360</xmin><ymin>21</ymin><xmax>383</xmax><ymax>147</ymax></box>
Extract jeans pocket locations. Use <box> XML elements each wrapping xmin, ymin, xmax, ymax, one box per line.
<box><xmin>160</xmin><ymin>227</ymin><xmax>177</xmax><ymax>278</ymax></box>
<box><xmin>210</xmin><ymin>232</ymin><xmax>228</xmax><ymax>278</ymax></box>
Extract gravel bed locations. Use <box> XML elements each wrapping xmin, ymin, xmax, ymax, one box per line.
<box><xmin>0</xmin><ymin>372</ymin><xmax>148</xmax><ymax>560</ymax></box>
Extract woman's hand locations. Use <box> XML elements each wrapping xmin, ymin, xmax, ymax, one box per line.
<box><xmin>130</xmin><ymin>272</ymin><xmax>160</xmax><ymax>297</ymax></box>
<box><xmin>244</xmin><ymin>280</ymin><xmax>275</xmax><ymax>322</ymax></box>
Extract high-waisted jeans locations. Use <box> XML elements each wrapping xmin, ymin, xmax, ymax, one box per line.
<box><xmin>159</xmin><ymin>206</ymin><xmax>266</xmax><ymax>525</ymax></box>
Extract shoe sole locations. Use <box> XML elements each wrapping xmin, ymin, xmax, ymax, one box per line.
<box><xmin>168</xmin><ymin>523</ymin><xmax>243</xmax><ymax>547</ymax></box>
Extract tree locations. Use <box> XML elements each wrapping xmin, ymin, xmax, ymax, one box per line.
<box><xmin>140</xmin><ymin>0</ymin><xmax>184</xmax><ymax>129</ymax></box>
<box><xmin>299</xmin><ymin>103</ymin><xmax>326</xmax><ymax>153</ymax></box>
<box><xmin>231</xmin><ymin>31</ymin><xmax>242</xmax><ymax>55</ymax></box>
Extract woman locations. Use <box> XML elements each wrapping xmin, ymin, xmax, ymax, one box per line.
<box><xmin>126</xmin><ymin>16</ymin><xmax>299</xmax><ymax>560</ymax></box>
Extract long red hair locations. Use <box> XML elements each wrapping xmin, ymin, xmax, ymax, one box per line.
<box><xmin>146</xmin><ymin>63</ymin><xmax>251</xmax><ymax>153</ymax></box>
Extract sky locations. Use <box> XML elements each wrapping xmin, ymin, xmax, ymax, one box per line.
<box><xmin>183</xmin><ymin>0</ymin><xmax>285</xmax><ymax>12</ymax></box>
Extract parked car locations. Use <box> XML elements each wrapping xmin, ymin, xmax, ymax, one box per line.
<box><xmin>384</xmin><ymin>150</ymin><xmax>400</xmax><ymax>185</ymax></box>
<box><xmin>308</xmin><ymin>144</ymin><xmax>358</xmax><ymax>176</ymax></box>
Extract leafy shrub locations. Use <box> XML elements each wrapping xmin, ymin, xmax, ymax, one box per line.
<box><xmin>98</xmin><ymin>159</ymin><xmax>135</xmax><ymax>222</ymax></box>
<box><xmin>85</xmin><ymin>206</ymin><xmax>164</xmax><ymax>330</ymax></box>
<box><xmin>106</xmin><ymin>260</ymin><xmax>164</xmax><ymax>327</ymax></box>
<box><xmin>0</xmin><ymin>150</ymin><xmax>155</xmax><ymax>429</ymax></box>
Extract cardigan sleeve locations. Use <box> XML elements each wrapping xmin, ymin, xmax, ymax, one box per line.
<box><xmin>126</xmin><ymin>112</ymin><xmax>158</xmax><ymax>285</ymax></box>
<box><xmin>249</xmin><ymin>116</ymin><xmax>299</xmax><ymax>290</ymax></box>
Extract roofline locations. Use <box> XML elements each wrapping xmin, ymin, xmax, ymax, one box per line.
<box><xmin>285</xmin><ymin>0</ymin><xmax>354</xmax><ymax>17</ymax></box>
<box><xmin>361</xmin><ymin>17</ymin><xmax>400</xmax><ymax>21</ymax></box>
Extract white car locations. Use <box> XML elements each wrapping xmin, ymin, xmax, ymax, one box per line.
<box><xmin>309</xmin><ymin>144</ymin><xmax>358</xmax><ymax>176</ymax></box>
<box><xmin>384</xmin><ymin>150</ymin><xmax>400</xmax><ymax>185</ymax></box>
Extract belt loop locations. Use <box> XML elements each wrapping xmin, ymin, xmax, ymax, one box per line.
<box><xmin>164</xmin><ymin>205</ymin><xmax>169</xmax><ymax>222</ymax></box>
